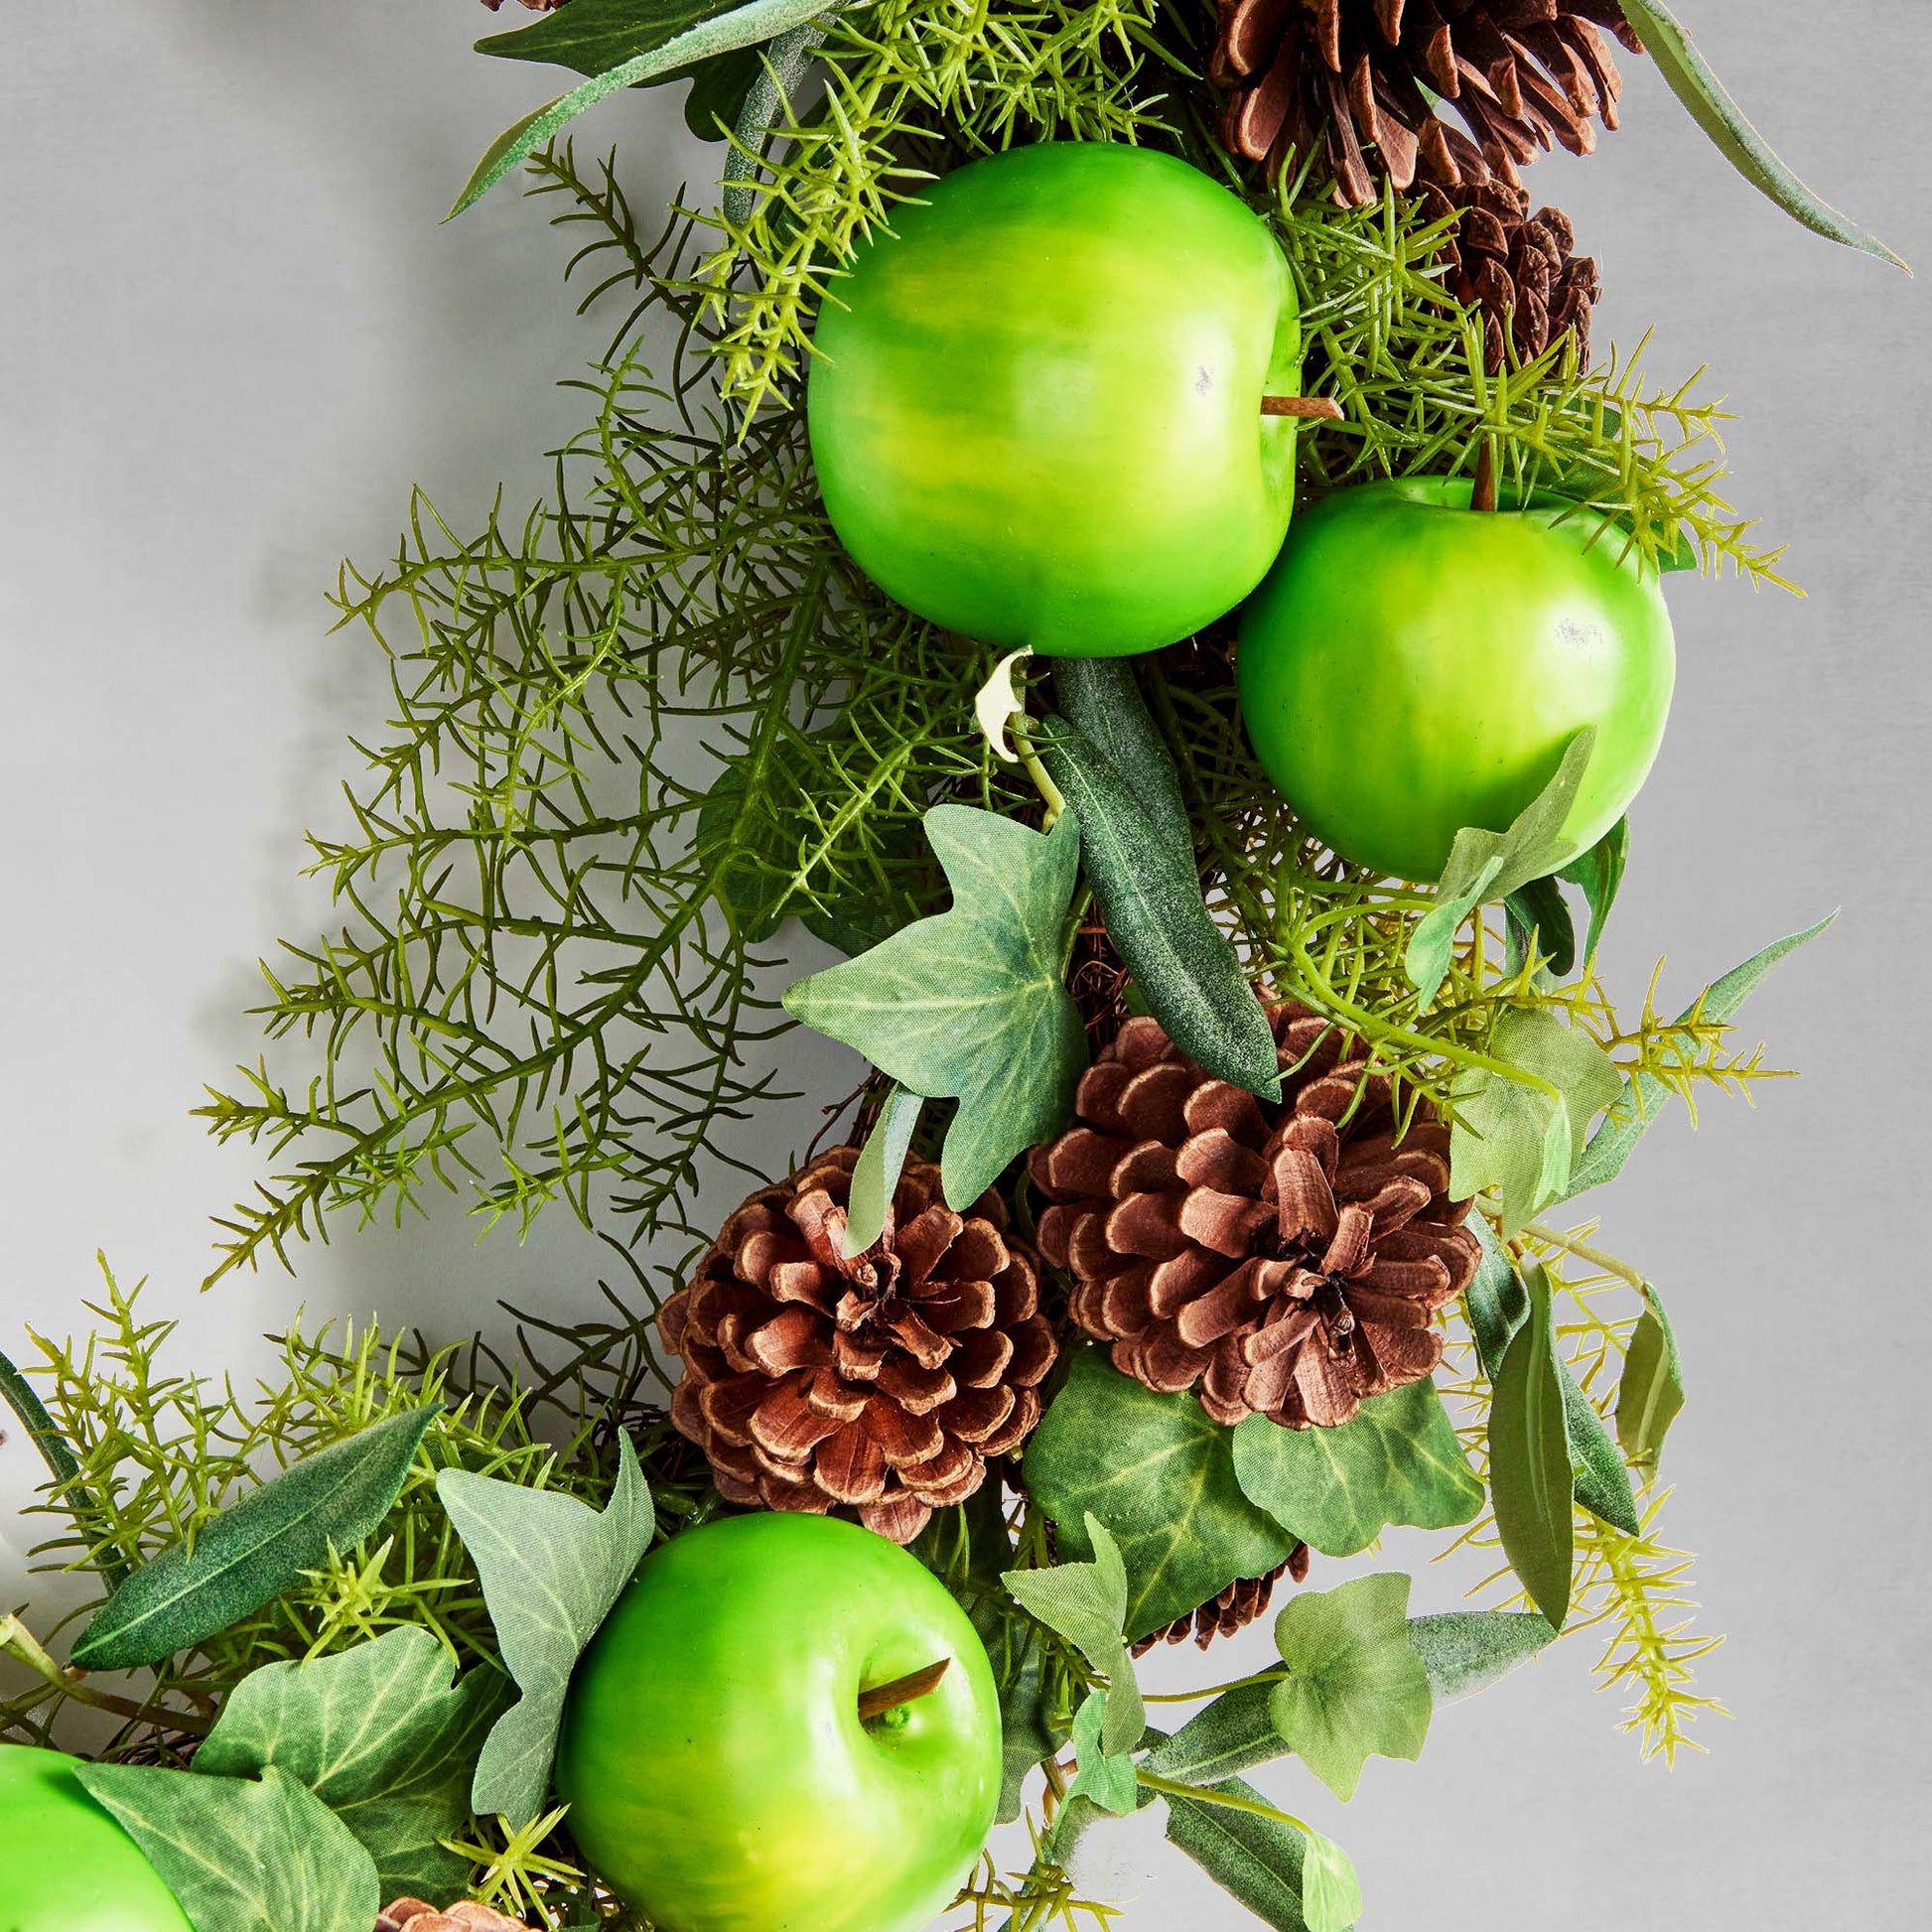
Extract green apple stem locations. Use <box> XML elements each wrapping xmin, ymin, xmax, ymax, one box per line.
<box><xmin>1260</xmin><ymin>395</ymin><xmax>1345</xmax><ymax>420</ymax></box>
<box><xmin>1472</xmin><ymin>436</ymin><xmax>1498</xmax><ymax>512</ymax></box>
<box><xmin>856</xmin><ymin>1657</ymin><xmax>951</xmax><ymax>1723</ymax></box>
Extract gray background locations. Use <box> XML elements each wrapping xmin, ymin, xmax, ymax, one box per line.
<box><xmin>2</xmin><ymin>2</ymin><xmax>1926</xmax><ymax>1924</ymax></box>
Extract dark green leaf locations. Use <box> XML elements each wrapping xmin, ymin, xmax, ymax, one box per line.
<box><xmin>1023</xmin><ymin>1348</ymin><xmax>1297</xmax><ymax>1644</ymax></box>
<box><xmin>1051</xmin><ymin>658</ymin><xmax>1192</xmax><ymax>859</ymax></box>
<box><xmin>785</xmin><ymin>804</ymin><xmax>1086</xmax><ymax>1207</ymax></box>
<box><xmin>75</xmin><ymin>1763</ymin><xmax>379</xmax><ymax>1932</ymax></box>
<box><xmin>1407</xmin><ymin>730</ymin><xmax>1595</xmax><ymax>1009</ymax></box>
<box><xmin>1488</xmin><ymin>1266</ymin><xmax>1574</xmax><ymax>1628</ymax></box>
<box><xmin>1066</xmin><ymin>1689</ymin><xmax>1139</xmax><ymax>1816</ymax></box>
<box><xmin>1617</xmin><ymin>1285</ymin><xmax>1686</xmax><ymax>1476</ymax></box>
<box><xmin>720</xmin><ymin>20</ymin><xmax>828</xmax><ymax>222</ymax></box>
<box><xmin>1037</xmin><ymin>716</ymin><xmax>1279</xmax><ymax>1099</ymax></box>
<box><xmin>451</xmin><ymin>0</ymin><xmax>837</xmax><ymax>217</ymax></box>
<box><xmin>1464</xmin><ymin>1217</ymin><xmax>1528</xmax><ymax>1383</ymax></box>
<box><xmin>1563</xmin><ymin>912</ymin><xmax>1835</xmax><ymax>1200</ymax></box>
<box><xmin>1407</xmin><ymin>1610</ymin><xmax>1556</xmax><ymax>1704</ymax></box>
<box><xmin>679</xmin><ymin>44</ymin><xmax>765</xmax><ymax>140</ymax></box>
<box><xmin>1144</xmin><ymin>1683</ymin><xmax>1285</xmax><ymax>1787</ymax></box>
<box><xmin>436</xmin><ymin>1433</ymin><xmax>652</xmax><ymax>1828</ymax></box>
<box><xmin>480</xmin><ymin>0</ymin><xmax>742</xmax><ymax>72</ymax></box>
<box><xmin>1002</xmin><ymin>1514</ymin><xmax>1144</xmax><ymax>1756</ymax></box>
<box><xmin>1558</xmin><ymin>818</ymin><xmax>1628</xmax><ymax>967</ymax></box>
<box><xmin>1615</xmin><ymin>0</ymin><xmax>1907</xmax><ymax>271</ymax></box>
<box><xmin>72</xmin><ymin>1406</ymin><xmax>440</xmax><ymax>1671</ymax></box>
<box><xmin>1267</xmin><ymin>1574</ymin><xmax>1432</xmax><ymax>1802</ymax></box>
<box><xmin>1164</xmin><ymin>1775</ymin><xmax>1310</xmax><ymax>1932</ymax></box>
<box><xmin>0</xmin><ymin>1347</ymin><xmax>127</xmax><ymax>1587</ymax></box>
<box><xmin>1230</xmin><ymin>1379</ymin><xmax>1482</xmax><ymax>1558</ymax></box>
<box><xmin>843</xmin><ymin>1083</ymin><xmax>923</xmax><ymax>1258</ymax></box>
<box><xmin>1503</xmin><ymin>873</ymin><xmax>1575</xmax><ymax>979</ymax></box>
<box><xmin>194</xmin><ymin>1627</ymin><xmax>502</xmax><ymax>1903</ymax></box>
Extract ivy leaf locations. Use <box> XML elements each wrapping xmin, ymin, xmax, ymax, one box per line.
<box><xmin>1406</xmin><ymin>730</ymin><xmax>1596</xmax><ymax>1009</ymax></box>
<box><xmin>1230</xmin><ymin>1379</ymin><xmax>1482</xmax><ymax>1557</ymax></box>
<box><xmin>1037</xmin><ymin>715</ymin><xmax>1280</xmax><ymax>1099</ymax></box>
<box><xmin>1562</xmin><ymin>912</ymin><xmax>1835</xmax><ymax>1202</ymax></box>
<box><xmin>72</xmin><ymin>1406</ymin><xmax>441</xmax><ymax>1671</ymax></box>
<box><xmin>1267</xmin><ymin>1574</ymin><xmax>1432</xmax><ymax>1803</ymax></box>
<box><xmin>1617</xmin><ymin>1284</ymin><xmax>1686</xmax><ymax>1476</ymax></box>
<box><xmin>194</xmin><ymin>1627</ymin><xmax>501</xmax><ymax>1904</ymax></box>
<box><xmin>1488</xmin><ymin>1265</ymin><xmax>1574</xmax><ymax>1629</ymax></box>
<box><xmin>1406</xmin><ymin>1611</ymin><xmax>1556</xmax><ymax>1705</ymax></box>
<box><xmin>1065</xmin><ymin>1689</ymin><xmax>1140</xmax><ymax>1816</ymax></box>
<box><xmin>75</xmin><ymin>1762</ymin><xmax>379</xmax><ymax>1932</ymax></box>
<box><xmin>1449</xmin><ymin>1008</ymin><xmax>1623</xmax><ymax>1235</ymax></box>
<box><xmin>1300</xmin><ymin>1830</ymin><xmax>1364</xmax><ymax>1932</ymax></box>
<box><xmin>1163</xmin><ymin>1775</ymin><xmax>1311</xmax><ymax>1932</ymax></box>
<box><xmin>784</xmin><ymin>803</ymin><xmax>1086</xmax><ymax>1208</ymax></box>
<box><xmin>842</xmin><ymin>1083</ymin><xmax>923</xmax><ymax>1258</ymax></box>
<box><xmin>450</xmin><ymin>0</ymin><xmax>842</xmax><ymax>217</ymax></box>
<box><xmin>1023</xmin><ymin>1349</ymin><xmax>1298</xmax><ymax>1643</ymax></box>
<box><xmin>1614</xmin><ymin>0</ymin><xmax>1908</xmax><ymax>272</ymax></box>
<box><xmin>436</xmin><ymin>1434</ymin><xmax>653</xmax><ymax>1828</ymax></box>
<box><xmin>1003</xmin><ymin>1514</ymin><xmax>1143</xmax><ymax>1756</ymax></box>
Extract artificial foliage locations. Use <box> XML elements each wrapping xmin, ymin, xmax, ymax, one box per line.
<box><xmin>0</xmin><ymin>3</ymin><xmax>1902</xmax><ymax>1931</ymax></box>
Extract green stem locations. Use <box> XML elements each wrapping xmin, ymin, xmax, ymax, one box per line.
<box><xmin>1521</xmin><ymin>1223</ymin><xmax>1648</xmax><ymax>1295</ymax></box>
<box><xmin>0</xmin><ymin>1347</ymin><xmax>130</xmax><ymax>1589</ymax></box>
<box><xmin>1141</xmin><ymin>1667</ymin><xmax>1289</xmax><ymax>1705</ymax></box>
<box><xmin>0</xmin><ymin>1615</ymin><xmax>211</xmax><ymax>1738</ymax></box>
<box><xmin>1135</xmin><ymin>1768</ymin><xmax>1314</xmax><ymax>1838</ymax></box>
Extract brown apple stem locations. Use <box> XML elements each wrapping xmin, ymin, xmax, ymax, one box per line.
<box><xmin>857</xmin><ymin>1657</ymin><xmax>951</xmax><ymax>1723</ymax></box>
<box><xmin>1260</xmin><ymin>395</ymin><xmax>1345</xmax><ymax>420</ymax></box>
<box><xmin>1472</xmin><ymin>437</ymin><xmax>1497</xmax><ymax>512</ymax></box>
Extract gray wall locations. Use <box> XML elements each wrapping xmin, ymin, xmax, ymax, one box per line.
<box><xmin>2</xmin><ymin>3</ymin><xmax>1925</xmax><ymax>1924</ymax></box>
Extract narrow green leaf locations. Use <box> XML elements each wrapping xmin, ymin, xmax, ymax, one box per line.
<box><xmin>1023</xmin><ymin>1349</ymin><xmax>1297</xmax><ymax>1644</ymax></box>
<box><xmin>1617</xmin><ymin>1285</ymin><xmax>1686</xmax><ymax>1476</ymax></box>
<box><xmin>720</xmin><ymin>20</ymin><xmax>827</xmax><ymax>220</ymax></box>
<box><xmin>1562</xmin><ymin>912</ymin><xmax>1835</xmax><ymax>1201</ymax></box>
<box><xmin>1559</xmin><ymin>818</ymin><xmax>1628</xmax><ymax>966</ymax></box>
<box><xmin>1037</xmin><ymin>716</ymin><xmax>1280</xmax><ymax>1099</ymax></box>
<box><xmin>1463</xmin><ymin>1217</ymin><xmax>1527</xmax><ymax>1383</ymax></box>
<box><xmin>1616</xmin><ymin>0</ymin><xmax>1908</xmax><ymax>272</ymax></box>
<box><xmin>75</xmin><ymin>1763</ymin><xmax>379</xmax><ymax>1932</ymax></box>
<box><xmin>478</xmin><ymin>0</ymin><xmax>746</xmax><ymax>72</ymax></box>
<box><xmin>1051</xmin><ymin>658</ymin><xmax>1192</xmax><ymax>860</ymax></box>
<box><xmin>1164</xmin><ymin>1775</ymin><xmax>1311</xmax><ymax>1932</ymax></box>
<box><xmin>1143</xmin><ymin>1683</ymin><xmax>1286</xmax><ymax>1787</ymax></box>
<box><xmin>1562</xmin><ymin>1364</ymin><xmax>1641</xmax><ymax>1537</ymax></box>
<box><xmin>1488</xmin><ymin>1266</ymin><xmax>1574</xmax><ymax>1628</ymax></box>
<box><xmin>437</xmin><ymin>1434</ymin><xmax>653</xmax><ymax>1828</ymax></box>
<box><xmin>785</xmin><ymin>804</ymin><xmax>1086</xmax><ymax>1209</ymax></box>
<box><xmin>1267</xmin><ymin>1574</ymin><xmax>1432</xmax><ymax>1802</ymax></box>
<box><xmin>450</xmin><ymin>0</ymin><xmax>838</xmax><ymax>217</ymax></box>
<box><xmin>194</xmin><ymin>1627</ymin><xmax>502</xmax><ymax>1903</ymax></box>
<box><xmin>842</xmin><ymin>1083</ymin><xmax>923</xmax><ymax>1258</ymax></box>
<box><xmin>72</xmin><ymin>1406</ymin><xmax>441</xmax><ymax>1671</ymax></box>
<box><xmin>0</xmin><ymin>1347</ymin><xmax>128</xmax><ymax>1587</ymax></box>
<box><xmin>1230</xmin><ymin>1379</ymin><xmax>1482</xmax><ymax>1558</ymax></box>
<box><xmin>1066</xmin><ymin>1689</ymin><xmax>1140</xmax><ymax>1816</ymax></box>
<box><xmin>1503</xmin><ymin>873</ymin><xmax>1575</xmax><ymax>979</ymax></box>
<box><xmin>1406</xmin><ymin>1610</ymin><xmax>1556</xmax><ymax>1704</ymax></box>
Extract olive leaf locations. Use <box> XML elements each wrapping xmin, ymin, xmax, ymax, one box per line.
<box><xmin>72</xmin><ymin>1405</ymin><xmax>441</xmax><ymax>1671</ymax></box>
<box><xmin>194</xmin><ymin>1627</ymin><xmax>502</xmax><ymax>1904</ymax></box>
<box><xmin>1230</xmin><ymin>1378</ymin><xmax>1482</xmax><ymax>1557</ymax></box>
<box><xmin>784</xmin><ymin>803</ymin><xmax>1087</xmax><ymax>1208</ymax></box>
<box><xmin>1504</xmin><ymin>818</ymin><xmax>1627</xmax><ymax>980</ymax></box>
<box><xmin>1164</xmin><ymin>1782</ymin><xmax>1361</xmax><ymax>1932</ymax></box>
<box><xmin>1144</xmin><ymin>1682</ymin><xmax>1286</xmax><ymax>1789</ymax></box>
<box><xmin>1617</xmin><ymin>1284</ymin><xmax>1686</xmax><ymax>1476</ymax></box>
<box><xmin>1406</xmin><ymin>730</ymin><xmax>1596</xmax><ymax>1009</ymax></box>
<box><xmin>842</xmin><ymin>1082</ymin><xmax>923</xmax><ymax>1258</ymax></box>
<box><xmin>76</xmin><ymin>1762</ymin><xmax>379</xmax><ymax>1932</ymax></box>
<box><xmin>1407</xmin><ymin>1610</ymin><xmax>1556</xmax><ymax>1705</ymax></box>
<box><xmin>1561</xmin><ymin>912</ymin><xmax>1835</xmax><ymax>1201</ymax></box>
<box><xmin>1615</xmin><ymin>0</ymin><xmax>1907</xmax><ymax>271</ymax></box>
<box><xmin>1037</xmin><ymin>714</ymin><xmax>1280</xmax><ymax>1099</ymax></box>
<box><xmin>1268</xmin><ymin>1574</ymin><xmax>1432</xmax><ymax>1803</ymax></box>
<box><xmin>1066</xmin><ymin>1688</ymin><xmax>1140</xmax><ymax>1816</ymax></box>
<box><xmin>1562</xmin><ymin>818</ymin><xmax>1628</xmax><ymax>967</ymax></box>
<box><xmin>436</xmin><ymin>1433</ymin><xmax>653</xmax><ymax>1829</ymax></box>
<box><xmin>1488</xmin><ymin>1265</ymin><xmax>1575</xmax><ymax>1629</ymax></box>
<box><xmin>1023</xmin><ymin>1349</ymin><xmax>1299</xmax><ymax>1644</ymax></box>
<box><xmin>1449</xmin><ymin>1007</ymin><xmax>1624</xmax><ymax>1235</ymax></box>
<box><xmin>1051</xmin><ymin>658</ymin><xmax>1193</xmax><ymax>858</ymax></box>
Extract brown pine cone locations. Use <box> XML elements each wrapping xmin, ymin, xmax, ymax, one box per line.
<box><xmin>1031</xmin><ymin>1006</ymin><xmax>1480</xmax><ymax>1431</ymax></box>
<box><xmin>1427</xmin><ymin>179</ymin><xmax>1600</xmax><ymax>370</ymax></box>
<box><xmin>478</xmin><ymin>2</ymin><xmax>567</xmax><ymax>13</ymax></box>
<box><xmin>1131</xmin><ymin>1543</ymin><xmax>1311</xmax><ymax>1654</ymax></box>
<box><xmin>377</xmin><ymin>1902</ymin><xmax>530</xmax><ymax>1932</ymax></box>
<box><xmin>660</xmin><ymin>1147</ymin><xmax>1056</xmax><ymax>1544</ymax></box>
<box><xmin>1213</xmin><ymin>0</ymin><xmax>1643</xmax><ymax>205</ymax></box>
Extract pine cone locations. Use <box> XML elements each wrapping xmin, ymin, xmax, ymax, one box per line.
<box><xmin>377</xmin><ymin>1902</ymin><xmax>531</xmax><ymax>1932</ymax></box>
<box><xmin>478</xmin><ymin>2</ymin><xmax>568</xmax><ymax>13</ymax></box>
<box><xmin>1213</xmin><ymin>0</ymin><xmax>1643</xmax><ymax>205</ymax></box>
<box><xmin>1428</xmin><ymin>180</ymin><xmax>1600</xmax><ymax>370</ymax></box>
<box><xmin>1031</xmin><ymin>1007</ymin><xmax>1480</xmax><ymax>1431</ymax></box>
<box><xmin>1130</xmin><ymin>1544</ymin><xmax>1311</xmax><ymax>1655</ymax></box>
<box><xmin>661</xmin><ymin>1147</ymin><xmax>1057</xmax><ymax>1545</ymax></box>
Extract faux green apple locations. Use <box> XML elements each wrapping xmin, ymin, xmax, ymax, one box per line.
<box><xmin>1237</xmin><ymin>477</ymin><xmax>1676</xmax><ymax>882</ymax></box>
<box><xmin>808</xmin><ymin>141</ymin><xmax>1324</xmax><ymax>657</ymax></box>
<box><xmin>0</xmin><ymin>1746</ymin><xmax>194</xmax><ymax>1932</ymax></box>
<box><xmin>554</xmin><ymin>1512</ymin><xmax>1001</xmax><ymax>1932</ymax></box>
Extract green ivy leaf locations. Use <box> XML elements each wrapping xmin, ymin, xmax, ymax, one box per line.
<box><xmin>1163</xmin><ymin>1775</ymin><xmax>1311</xmax><ymax>1932</ymax></box>
<box><xmin>1003</xmin><ymin>1514</ymin><xmax>1143</xmax><ymax>1757</ymax></box>
<box><xmin>1066</xmin><ymin>1688</ymin><xmax>1140</xmax><ymax>1816</ymax></box>
<box><xmin>1562</xmin><ymin>912</ymin><xmax>1835</xmax><ymax>1201</ymax></box>
<box><xmin>72</xmin><ymin>1406</ymin><xmax>441</xmax><ymax>1671</ymax></box>
<box><xmin>1023</xmin><ymin>1348</ymin><xmax>1298</xmax><ymax>1644</ymax></box>
<box><xmin>842</xmin><ymin>1082</ymin><xmax>923</xmax><ymax>1258</ymax></box>
<box><xmin>75</xmin><ymin>1763</ymin><xmax>379</xmax><ymax>1932</ymax></box>
<box><xmin>1230</xmin><ymin>1379</ymin><xmax>1482</xmax><ymax>1557</ymax></box>
<box><xmin>1488</xmin><ymin>1266</ymin><xmax>1574</xmax><ymax>1629</ymax></box>
<box><xmin>1406</xmin><ymin>730</ymin><xmax>1596</xmax><ymax>1009</ymax></box>
<box><xmin>1617</xmin><ymin>1284</ymin><xmax>1686</xmax><ymax>1476</ymax></box>
<box><xmin>784</xmin><ymin>803</ymin><xmax>1086</xmax><ymax>1208</ymax></box>
<box><xmin>1267</xmin><ymin>1574</ymin><xmax>1432</xmax><ymax>1802</ymax></box>
<box><xmin>1037</xmin><ymin>715</ymin><xmax>1280</xmax><ymax>1099</ymax></box>
<box><xmin>194</xmin><ymin>1627</ymin><xmax>502</xmax><ymax>1904</ymax></box>
<box><xmin>1300</xmin><ymin>1829</ymin><xmax>1365</xmax><ymax>1932</ymax></box>
<box><xmin>436</xmin><ymin>1434</ymin><xmax>653</xmax><ymax>1828</ymax></box>
<box><xmin>1406</xmin><ymin>1611</ymin><xmax>1556</xmax><ymax>1705</ymax></box>
<box><xmin>1449</xmin><ymin>1008</ymin><xmax>1624</xmax><ymax>1234</ymax></box>
<box><xmin>1615</xmin><ymin>0</ymin><xmax>1907</xmax><ymax>271</ymax></box>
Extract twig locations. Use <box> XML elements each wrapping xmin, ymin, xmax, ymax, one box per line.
<box><xmin>0</xmin><ymin>1614</ymin><xmax>212</xmax><ymax>1738</ymax></box>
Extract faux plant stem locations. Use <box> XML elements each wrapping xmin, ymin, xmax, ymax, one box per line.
<box><xmin>856</xmin><ymin>1657</ymin><xmax>951</xmax><ymax>1722</ymax></box>
<box><xmin>1521</xmin><ymin>1222</ymin><xmax>1648</xmax><ymax>1294</ymax></box>
<box><xmin>1260</xmin><ymin>396</ymin><xmax>1344</xmax><ymax>419</ymax></box>
<box><xmin>1135</xmin><ymin>1768</ymin><xmax>1315</xmax><ymax>1836</ymax></box>
<box><xmin>0</xmin><ymin>1614</ymin><xmax>212</xmax><ymax>1737</ymax></box>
